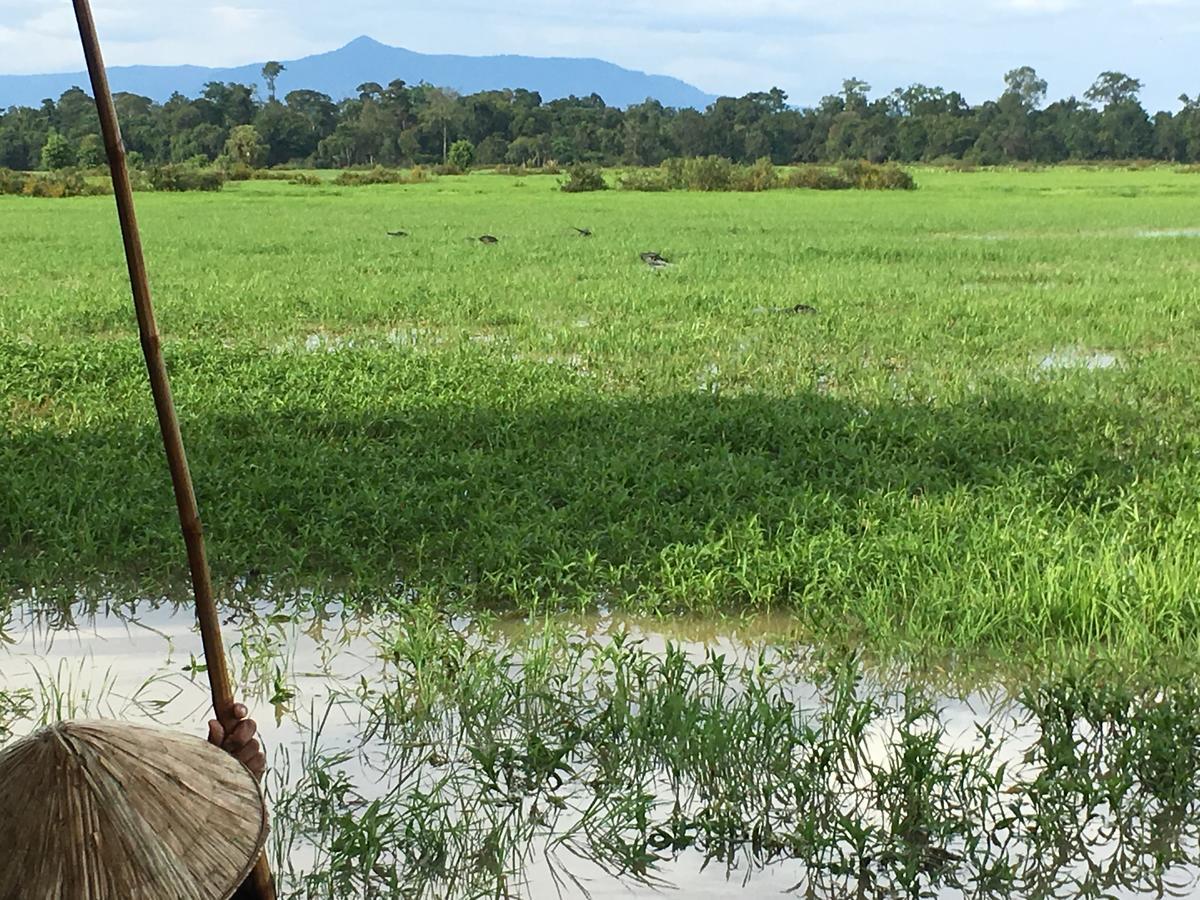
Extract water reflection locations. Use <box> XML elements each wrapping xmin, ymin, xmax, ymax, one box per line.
<box><xmin>2</xmin><ymin>601</ymin><xmax>1199</xmax><ymax>899</ymax></box>
<box><xmin>1037</xmin><ymin>347</ymin><xmax>1119</xmax><ymax>372</ymax></box>
<box><xmin>1136</xmin><ymin>228</ymin><xmax>1200</xmax><ymax>238</ymax></box>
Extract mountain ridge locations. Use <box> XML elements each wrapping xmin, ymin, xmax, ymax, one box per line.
<box><xmin>0</xmin><ymin>36</ymin><xmax>717</xmax><ymax>109</ymax></box>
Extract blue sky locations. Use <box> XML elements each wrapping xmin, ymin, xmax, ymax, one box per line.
<box><xmin>1</xmin><ymin>0</ymin><xmax>1197</xmax><ymax>111</ymax></box>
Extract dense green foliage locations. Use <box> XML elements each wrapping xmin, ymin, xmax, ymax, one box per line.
<box><xmin>331</xmin><ymin>164</ymin><xmax>431</xmax><ymax>186</ymax></box>
<box><xmin>38</xmin><ymin>130</ymin><xmax>74</xmax><ymax>170</ymax></box>
<box><xmin>0</xmin><ymin>166</ymin><xmax>110</xmax><ymax>197</ymax></box>
<box><xmin>2</xmin><ymin>168</ymin><xmax>1200</xmax><ymax>658</ymax></box>
<box><xmin>615</xmin><ymin>158</ymin><xmax>915</xmax><ymax>192</ymax></box>
<box><xmin>446</xmin><ymin>139</ymin><xmax>475</xmax><ymax>171</ymax></box>
<box><xmin>146</xmin><ymin>163</ymin><xmax>226</xmax><ymax>192</ymax></box>
<box><xmin>560</xmin><ymin>163</ymin><xmax>607</xmax><ymax>192</ymax></box>
<box><xmin>3</xmin><ymin>66</ymin><xmax>1200</xmax><ymax>172</ymax></box>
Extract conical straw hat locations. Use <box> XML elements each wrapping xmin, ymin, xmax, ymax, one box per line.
<box><xmin>0</xmin><ymin>719</ymin><xmax>268</xmax><ymax>900</ymax></box>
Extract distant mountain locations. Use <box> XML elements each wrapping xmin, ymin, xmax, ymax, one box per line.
<box><xmin>0</xmin><ymin>36</ymin><xmax>716</xmax><ymax>109</ymax></box>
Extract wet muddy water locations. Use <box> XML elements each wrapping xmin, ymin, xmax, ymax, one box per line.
<box><xmin>1</xmin><ymin>603</ymin><xmax>1197</xmax><ymax>898</ymax></box>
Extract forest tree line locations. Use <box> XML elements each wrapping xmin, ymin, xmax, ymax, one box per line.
<box><xmin>4</xmin><ymin>64</ymin><xmax>1200</xmax><ymax>172</ymax></box>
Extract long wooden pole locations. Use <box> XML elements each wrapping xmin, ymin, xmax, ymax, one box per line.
<box><xmin>70</xmin><ymin>3</ymin><xmax>276</xmax><ymax>897</ymax></box>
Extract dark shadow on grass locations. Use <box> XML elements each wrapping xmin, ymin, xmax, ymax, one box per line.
<box><xmin>1</xmin><ymin>380</ymin><xmax>1158</xmax><ymax>612</ymax></box>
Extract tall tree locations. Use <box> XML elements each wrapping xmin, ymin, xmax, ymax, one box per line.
<box><xmin>1085</xmin><ymin>72</ymin><xmax>1143</xmax><ymax>107</ymax></box>
<box><xmin>285</xmin><ymin>90</ymin><xmax>338</xmax><ymax>142</ymax></box>
<box><xmin>841</xmin><ymin>78</ymin><xmax>871</xmax><ymax>113</ymax></box>
<box><xmin>202</xmin><ymin>82</ymin><xmax>256</xmax><ymax>127</ymax></box>
<box><xmin>254</xmin><ymin>102</ymin><xmax>314</xmax><ymax>164</ymax></box>
<box><xmin>1003</xmin><ymin>66</ymin><xmax>1048</xmax><ymax>110</ymax></box>
<box><xmin>419</xmin><ymin>87</ymin><xmax>462</xmax><ymax>163</ymax></box>
<box><xmin>356</xmin><ymin>82</ymin><xmax>383</xmax><ymax>101</ymax></box>
<box><xmin>1098</xmin><ymin>98</ymin><xmax>1153</xmax><ymax>158</ymax></box>
<box><xmin>261</xmin><ymin>61</ymin><xmax>286</xmax><ymax>103</ymax></box>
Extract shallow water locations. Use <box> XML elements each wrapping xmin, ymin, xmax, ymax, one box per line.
<box><xmin>1</xmin><ymin>602</ymin><xmax>1197</xmax><ymax>898</ymax></box>
<box><xmin>1135</xmin><ymin>228</ymin><xmax>1200</xmax><ymax>238</ymax></box>
<box><xmin>1037</xmin><ymin>347</ymin><xmax>1119</xmax><ymax>372</ymax></box>
<box><xmin>0</xmin><ymin>605</ymin><xmax>797</xmax><ymax>895</ymax></box>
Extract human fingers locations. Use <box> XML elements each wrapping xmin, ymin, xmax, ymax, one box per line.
<box><xmin>237</xmin><ymin>738</ymin><xmax>266</xmax><ymax>778</ymax></box>
<box><xmin>223</xmin><ymin>717</ymin><xmax>257</xmax><ymax>750</ymax></box>
<box><xmin>218</xmin><ymin>703</ymin><xmax>248</xmax><ymax>732</ymax></box>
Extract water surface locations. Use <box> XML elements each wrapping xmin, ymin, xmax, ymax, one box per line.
<box><xmin>2</xmin><ymin>601</ymin><xmax>1197</xmax><ymax>899</ymax></box>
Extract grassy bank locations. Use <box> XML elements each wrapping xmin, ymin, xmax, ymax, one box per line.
<box><xmin>3</xmin><ymin>167</ymin><xmax>1200</xmax><ymax>658</ymax></box>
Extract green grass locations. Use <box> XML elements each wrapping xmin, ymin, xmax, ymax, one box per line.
<box><xmin>3</xmin><ymin>166</ymin><xmax>1200</xmax><ymax>659</ymax></box>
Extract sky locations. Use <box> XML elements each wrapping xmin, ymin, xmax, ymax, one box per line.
<box><xmin>1</xmin><ymin>0</ymin><xmax>1197</xmax><ymax>111</ymax></box>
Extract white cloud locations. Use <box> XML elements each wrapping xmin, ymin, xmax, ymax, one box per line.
<box><xmin>210</xmin><ymin>5</ymin><xmax>269</xmax><ymax>29</ymax></box>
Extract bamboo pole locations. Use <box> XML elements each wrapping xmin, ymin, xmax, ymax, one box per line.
<box><xmin>69</xmin><ymin>2</ymin><xmax>276</xmax><ymax>898</ymax></box>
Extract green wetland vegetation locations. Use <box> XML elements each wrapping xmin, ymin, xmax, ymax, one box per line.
<box><xmin>4</xmin><ymin>165</ymin><xmax>1199</xmax><ymax>657</ymax></box>
<box><xmin>5</xmin><ymin>603</ymin><xmax>1200</xmax><ymax>898</ymax></box>
<box><xmin>4</xmin><ymin>165</ymin><xmax>1200</xmax><ymax>896</ymax></box>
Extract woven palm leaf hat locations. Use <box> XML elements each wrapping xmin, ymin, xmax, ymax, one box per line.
<box><xmin>0</xmin><ymin>719</ymin><xmax>267</xmax><ymax>900</ymax></box>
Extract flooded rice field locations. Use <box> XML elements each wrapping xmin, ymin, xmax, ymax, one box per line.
<box><xmin>3</xmin><ymin>599</ymin><xmax>1200</xmax><ymax>898</ymax></box>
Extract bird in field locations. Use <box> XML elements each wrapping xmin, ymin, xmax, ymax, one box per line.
<box><xmin>387</xmin><ymin>230</ymin><xmax>408</xmax><ymax>237</ymax></box>
<box><xmin>573</xmin><ymin>227</ymin><xmax>593</xmax><ymax>237</ymax></box>
<box><xmin>477</xmin><ymin>234</ymin><xmax>500</xmax><ymax>244</ymax></box>
<box><xmin>785</xmin><ymin>303</ymin><xmax>817</xmax><ymax>315</ymax></box>
<box><xmin>640</xmin><ymin>251</ymin><xmax>670</xmax><ymax>269</ymax></box>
